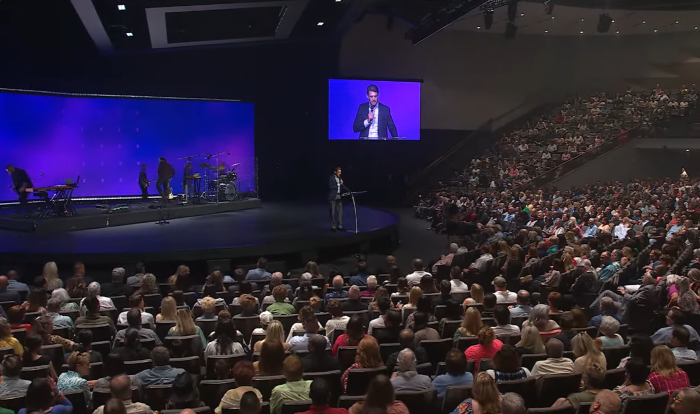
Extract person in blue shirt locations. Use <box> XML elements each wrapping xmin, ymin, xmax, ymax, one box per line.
<box><xmin>589</xmin><ymin>297</ymin><xmax>623</xmax><ymax>328</ymax></box>
<box><xmin>133</xmin><ymin>346</ymin><xmax>186</xmax><ymax>386</ymax></box>
<box><xmin>349</xmin><ymin>261</ymin><xmax>369</xmax><ymax>286</ymax></box>
<box><xmin>6</xmin><ymin>270</ymin><xmax>28</xmax><ymax>296</ymax></box>
<box><xmin>583</xmin><ymin>219</ymin><xmax>598</xmax><ymax>239</ymax></box>
<box><xmin>19</xmin><ymin>377</ymin><xmax>73</xmax><ymax>414</ymax></box>
<box><xmin>245</xmin><ymin>257</ymin><xmax>272</xmax><ymax>281</ymax></box>
<box><xmin>432</xmin><ymin>349</ymin><xmax>473</xmax><ymax>398</ymax></box>
<box><xmin>597</xmin><ymin>252</ymin><xmax>620</xmax><ymax>282</ymax></box>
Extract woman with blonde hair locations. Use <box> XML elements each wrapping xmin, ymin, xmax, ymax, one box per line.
<box><xmin>451</xmin><ymin>372</ymin><xmax>503</xmax><ymax>414</ymax></box>
<box><xmin>648</xmin><ymin>345</ymin><xmax>690</xmax><ymax>394</ymax></box>
<box><xmin>561</xmin><ymin>253</ymin><xmax>576</xmax><ymax>271</ymax></box>
<box><xmin>305</xmin><ymin>261</ymin><xmax>323</xmax><ymax>278</ymax></box>
<box><xmin>253</xmin><ymin>320</ymin><xmax>291</xmax><ymax>353</ymax></box>
<box><xmin>341</xmin><ymin>336</ymin><xmax>383</xmax><ymax>392</ymax></box>
<box><xmin>57</xmin><ymin>351</ymin><xmax>92</xmax><ymax>407</ymax></box>
<box><xmin>454</xmin><ymin>307</ymin><xmax>483</xmax><ymax>340</ymax></box>
<box><xmin>0</xmin><ymin>318</ymin><xmax>23</xmax><ymax>356</ymax></box>
<box><xmin>167</xmin><ymin>308</ymin><xmax>208</xmax><ymax>348</ymax></box>
<box><xmin>463</xmin><ymin>283</ymin><xmax>484</xmax><ymax>306</ymax></box>
<box><xmin>156</xmin><ymin>296</ymin><xmax>177</xmax><ymax>322</ymax></box>
<box><xmin>496</xmin><ymin>240</ymin><xmax>509</xmax><ymax>257</ymax></box>
<box><xmin>572</xmin><ymin>332</ymin><xmax>606</xmax><ymax>374</ymax></box>
<box><xmin>515</xmin><ymin>325</ymin><xmax>545</xmax><ymax>355</ymax></box>
<box><xmin>43</xmin><ymin>261</ymin><xmax>63</xmax><ymax>290</ymax></box>
<box><xmin>405</xmin><ymin>287</ymin><xmax>422</xmax><ymax>309</ymax></box>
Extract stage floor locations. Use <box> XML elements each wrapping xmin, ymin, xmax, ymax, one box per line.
<box><xmin>0</xmin><ymin>203</ymin><xmax>400</xmax><ymax>264</ymax></box>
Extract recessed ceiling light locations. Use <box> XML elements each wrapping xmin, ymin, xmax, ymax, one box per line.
<box><xmin>335</xmin><ymin>0</ymin><xmax>341</xmax><ymax>2</ymax></box>
<box><xmin>616</xmin><ymin>30</ymin><xmax>620</xmax><ymax>34</ymax></box>
<box><xmin>477</xmin><ymin>26</ymin><xmax>481</xmax><ymax>29</ymax></box>
<box><xmin>117</xmin><ymin>4</ymin><xmax>125</xmax><ymax>10</ymax></box>
<box><xmin>520</xmin><ymin>13</ymin><xmax>524</xmax><ymax>17</ymax></box>
<box><xmin>551</xmin><ymin>16</ymin><xmax>555</xmax><ymax>19</ymax></box>
<box><xmin>642</xmin><ymin>20</ymin><xmax>646</xmax><ymax>24</ymax></box>
<box><xmin>580</xmin><ymin>30</ymin><xmax>584</xmax><ymax>34</ymax></box>
<box><xmin>317</xmin><ymin>21</ymin><xmax>324</xmax><ymax>26</ymax></box>
<box><xmin>125</xmin><ymin>32</ymin><xmax>133</xmax><ymax>37</ymax></box>
<box><xmin>654</xmin><ymin>29</ymin><xmax>658</xmax><ymax>32</ymax></box>
<box><xmin>581</xmin><ymin>18</ymin><xmax>585</xmax><ymax>22</ymax></box>
<box><xmin>676</xmin><ymin>21</ymin><xmax>680</xmax><ymax>24</ymax></box>
<box><xmin>545</xmin><ymin>30</ymin><xmax>549</xmax><ymax>33</ymax></box>
<box><xmin>687</xmin><ymin>149</ymin><xmax>691</xmax><ymax>152</ymax></box>
<box><xmin>696</xmin><ymin>26</ymin><xmax>699</xmax><ymax>30</ymax></box>
<box><xmin>611</xmin><ymin>20</ymin><xmax>615</xmax><ymax>23</ymax></box>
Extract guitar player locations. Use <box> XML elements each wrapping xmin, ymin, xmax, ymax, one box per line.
<box><xmin>6</xmin><ymin>164</ymin><xmax>33</xmax><ymax>215</ymax></box>
<box><xmin>138</xmin><ymin>164</ymin><xmax>149</xmax><ymax>200</ymax></box>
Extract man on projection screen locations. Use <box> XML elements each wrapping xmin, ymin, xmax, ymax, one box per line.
<box><xmin>352</xmin><ymin>84</ymin><xmax>399</xmax><ymax>140</ymax></box>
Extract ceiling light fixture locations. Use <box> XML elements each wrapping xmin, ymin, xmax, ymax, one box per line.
<box><xmin>477</xmin><ymin>26</ymin><xmax>481</xmax><ymax>29</ymax></box>
<box><xmin>616</xmin><ymin>30</ymin><xmax>620</xmax><ymax>34</ymax></box>
<box><xmin>642</xmin><ymin>20</ymin><xmax>646</xmax><ymax>24</ymax></box>
<box><xmin>654</xmin><ymin>29</ymin><xmax>658</xmax><ymax>32</ymax></box>
<box><xmin>125</xmin><ymin>32</ymin><xmax>133</xmax><ymax>37</ymax></box>
<box><xmin>676</xmin><ymin>21</ymin><xmax>680</xmax><ymax>24</ymax></box>
<box><xmin>117</xmin><ymin>4</ymin><xmax>126</xmax><ymax>10</ymax></box>
<box><xmin>580</xmin><ymin>30</ymin><xmax>584</xmax><ymax>34</ymax></box>
<box><xmin>317</xmin><ymin>21</ymin><xmax>324</xmax><ymax>26</ymax></box>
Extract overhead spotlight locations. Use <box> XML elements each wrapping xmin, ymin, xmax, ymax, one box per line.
<box><xmin>507</xmin><ymin>0</ymin><xmax>519</xmax><ymax>23</ymax></box>
<box><xmin>654</xmin><ymin>29</ymin><xmax>658</xmax><ymax>32</ymax></box>
<box><xmin>117</xmin><ymin>4</ymin><xmax>126</xmax><ymax>10</ymax></box>
<box><xmin>477</xmin><ymin>26</ymin><xmax>481</xmax><ymax>29</ymax></box>
<box><xmin>125</xmin><ymin>32</ymin><xmax>133</xmax><ymax>37</ymax></box>
<box><xmin>505</xmin><ymin>21</ymin><xmax>517</xmax><ymax>39</ymax></box>
<box><xmin>544</xmin><ymin>0</ymin><xmax>554</xmax><ymax>15</ymax></box>
<box><xmin>676</xmin><ymin>21</ymin><xmax>680</xmax><ymax>24</ymax></box>
<box><xmin>483</xmin><ymin>9</ymin><xmax>494</xmax><ymax>30</ymax></box>
<box><xmin>520</xmin><ymin>13</ymin><xmax>524</xmax><ymax>17</ymax></box>
<box><xmin>616</xmin><ymin>30</ymin><xmax>620</xmax><ymax>34</ymax></box>
<box><xmin>581</xmin><ymin>18</ymin><xmax>584</xmax><ymax>22</ymax></box>
<box><xmin>580</xmin><ymin>30</ymin><xmax>584</xmax><ymax>34</ymax></box>
<box><xmin>545</xmin><ymin>30</ymin><xmax>549</xmax><ymax>33</ymax></box>
<box><xmin>642</xmin><ymin>20</ymin><xmax>646</xmax><ymax>24</ymax></box>
<box><xmin>597</xmin><ymin>13</ymin><xmax>612</xmax><ymax>33</ymax></box>
<box><xmin>317</xmin><ymin>21</ymin><xmax>324</xmax><ymax>26</ymax></box>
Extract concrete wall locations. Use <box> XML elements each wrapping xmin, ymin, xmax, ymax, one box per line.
<box><xmin>340</xmin><ymin>15</ymin><xmax>700</xmax><ymax>130</ymax></box>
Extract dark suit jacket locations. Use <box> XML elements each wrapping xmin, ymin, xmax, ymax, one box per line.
<box><xmin>101</xmin><ymin>283</ymin><xmax>133</xmax><ymax>298</ymax></box>
<box><xmin>302</xmin><ymin>353</ymin><xmax>341</xmax><ymax>373</ymax></box>
<box><xmin>328</xmin><ymin>175</ymin><xmax>349</xmax><ymax>201</ymax></box>
<box><xmin>352</xmin><ymin>102</ymin><xmax>398</xmax><ymax>139</ymax></box>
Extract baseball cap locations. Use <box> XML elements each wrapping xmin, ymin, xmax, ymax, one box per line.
<box><xmin>259</xmin><ymin>311</ymin><xmax>273</xmax><ymax>326</ymax></box>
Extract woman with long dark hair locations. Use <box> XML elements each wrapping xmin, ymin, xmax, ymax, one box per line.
<box><xmin>205</xmin><ymin>318</ymin><xmax>244</xmax><ymax>361</ymax></box>
<box><xmin>114</xmin><ymin>328</ymin><xmax>152</xmax><ymax>361</ymax></box>
<box><xmin>22</xmin><ymin>288</ymin><xmax>47</xmax><ymax>313</ymax></box>
<box><xmin>202</xmin><ymin>270</ymin><xmax>225</xmax><ymax>297</ymax></box>
<box><xmin>332</xmin><ymin>315</ymin><xmax>368</xmax><ymax>355</ymax></box>
<box><xmin>388</xmin><ymin>265</ymin><xmax>403</xmax><ymax>285</ymax></box>
<box><xmin>19</xmin><ymin>378</ymin><xmax>73</xmax><ymax>414</ymax></box>
<box><xmin>349</xmin><ymin>375</ymin><xmax>408</xmax><ymax>414</ymax></box>
<box><xmin>406</xmin><ymin>296</ymin><xmax>437</xmax><ymax>330</ymax></box>
<box><xmin>22</xmin><ymin>334</ymin><xmax>58</xmax><ymax>381</ymax></box>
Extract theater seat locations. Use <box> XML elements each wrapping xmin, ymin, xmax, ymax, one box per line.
<box><xmin>620</xmin><ymin>392</ymin><xmax>669</xmax><ymax>414</ymax></box>
<box><xmin>20</xmin><ymin>365</ymin><xmax>50</xmax><ymax>381</ymax></box>
<box><xmin>525</xmin><ymin>407</ymin><xmax>575</xmax><ymax>414</ymax></box>
<box><xmin>603</xmin><ymin>368</ymin><xmax>626</xmax><ymax>390</ymax></box>
<box><xmin>281</xmin><ymin>401</ymin><xmax>312</xmax><ymax>414</ymax></box>
<box><xmin>146</xmin><ymin>384</ymin><xmax>173</xmax><ymax>411</ymax></box>
<box><xmin>0</xmin><ymin>396</ymin><xmax>25</xmax><ymax>413</ymax></box>
<box><xmin>338</xmin><ymin>346</ymin><xmax>358</xmax><ymax>371</ymax></box>
<box><xmin>199</xmin><ymin>379</ymin><xmax>236</xmax><ymax>409</ymax></box>
<box><xmin>63</xmin><ymin>389</ymin><xmax>89</xmax><ymax>414</ymax></box>
<box><xmin>497</xmin><ymin>377</ymin><xmax>537</xmax><ymax>408</ymax></box>
<box><xmin>337</xmin><ymin>395</ymin><xmax>364</xmax><ymax>410</ymax></box>
<box><xmin>678</xmin><ymin>360</ymin><xmax>700</xmax><ymax>386</ymax></box>
<box><xmin>162</xmin><ymin>407</ymin><xmax>212</xmax><ymax>414</ymax></box>
<box><xmin>346</xmin><ymin>366</ymin><xmax>388</xmax><ymax>396</ymax></box>
<box><xmin>222</xmin><ymin>402</ymin><xmax>271</xmax><ymax>414</ymax></box>
<box><xmin>535</xmin><ymin>373</ymin><xmax>582</xmax><ymax>407</ymax></box>
<box><xmin>252</xmin><ymin>375</ymin><xmax>286</xmax><ymax>401</ymax></box>
<box><xmin>441</xmin><ymin>385</ymin><xmax>472</xmax><ymax>414</ymax></box>
<box><xmin>395</xmin><ymin>388</ymin><xmax>437</xmax><ymax>414</ymax></box>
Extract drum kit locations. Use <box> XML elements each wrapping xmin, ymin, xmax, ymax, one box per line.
<box><xmin>179</xmin><ymin>152</ymin><xmax>241</xmax><ymax>203</ymax></box>
<box><xmin>199</xmin><ymin>162</ymin><xmax>240</xmax><ymax>202</ymax></box>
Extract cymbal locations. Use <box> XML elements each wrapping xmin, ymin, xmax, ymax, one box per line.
<box><xmin>199</xmin><ymin>163</ymin><xmax>212</xmax><ymax>168</ymax></box>
<box><xmin>231</xmin><ymin>163</ymin><xmax>241</xmax><ymax>167</ymax></box>
<box><xmin>211</xmin><ymin>166</ymin><xmax>226</xmax><ymax>171</ymax></box>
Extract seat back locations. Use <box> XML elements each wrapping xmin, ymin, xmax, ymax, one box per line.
<box><xmin>76</xmin><ymin>324</ymin><xmax>112</xmax><ymax>342</ymax></box>
<box><xmin>90</xmin><ymin>362</ymin><xmax>105</xmax><ymax>380</ymax></box>
<box><xmin>20</xmin><ymin>365</ymin><xmax>50</xmax><ymax>381</ymax></box>
<box><xmin>678</xmin><ymin>360</ymin><xmax>700</xmax><ymax>386</ymax></box>
<box><xmin>603</xmin><ymin>368</ymin><xmax>626</xmax><ymax>390</ymax></box>
<box><xmin>161</xmin><ymin>408</ymin><xmax>212</xmax><ymax>414</ymax></box>
<box><xmin>222</xmin><ymin>402</ymin><xmax>271</xmax><ymax>414</ymax></box>
<box><xmin>52</xmin><ymin>326</ymin><xmax>70</xmax><ymax>339</ymax></box>
<box><xmin>143</xmin><ymin>293</ymin><xmax>163</xmax><ymax>313</ymax></box>
<box><xmin>63</xmin><ymin>388</ymin><xmax>89</xmax><ymax>414</ymax></box>
<box><xmin>442</xmin><ymin>385</ymin><xmax>472</xmax><ymax>414</ymax></box>
<box><xmin>99</xmin><ymin>308</ymin><xmax>119</xmax><ymax>325</ymax></box>
<box><xmin>92</xmin><ymin>341</ymin><xmax>112</xmax><ymax>361</ymax></box>
<box><xmin>196</xmin><ymin>319</ymin><xmax>219</xmax><ymax>338</ymax></box>
<box><xmin>274</xmin><ymin>314</ymin><xmax>299</xmax><ymax>336</ymax></box>
<box><xmin>525</xmin><ymin>407</ymin><xmax>575</xmax><ymax>414</ymax></box>
<box><xmin>576</xmin><ymin>403</ymin><xmax>592</xmax><ymax>414</ymax></box>
<box><xmin>146</xmin><ymin>384</ymin><xmax>174</xmax><ymax>411</ymax></box>
<box><xmin>440</xmin><ymin>320</ymin><xmax>462</xmax><ymax>339</ymax></box>
<box><xmin>199</xmin><ymin>379</ymin><xmax>237</xmax><ymax>409</ymax></box>
<box><xmin>395</xmin><ymin>388</ymin><xmax>437</xmax><ymax>414</ymax></box>
<box><xmin>164</xmin><ymin>335</ymin><xmax>202</xmax><ymax>357</ymax></box>
<box><xmin>206</xmin><ymin>354</ymin><xmax>247</xmax><ymax>379</ymax></box>
<box><xmin>251</xmin><ymin>332</ymin><xmax>266</xmax><ymax>350</ymax></box>
<box><xmin>155</xmin><ymin>321</ymin><xmax>177</xmax><ymax>341</ymax></box>
<box><xmin>497</xmin><ymin>377</ymin><xmax>537</xmax><ymax>408</ymax></box>
<box><xmin>536</xmin><ymin>373</ymin><xmax>583</xmax><ymax>407</ymax></box>
<box><xmin>281</xmin><ymin>401</ymin><xmax>312</xmax><ymax>414</ymax></box>
<box><xmin>0</xmin><ymin>395</ymin><xmax>26</xmax><ymax>413</ymax></box>
<box><xmin>330</xmin><ymin>328</ymin><xmax>346</xmax><ymax>346</ymax></box>
<box><xmin>497</xmin><ymin>335</ymin><xmax>521</xmax><ymax>346</ymax></box>
<box><xmin>520</xmin><ymin>353</ymin><xmax>548</xmax><ymax>371</ymax></box>
<box><xmin>0</xmin><ymin>347</ymin><xmax>13</xmax><ymax>359</ymax></box>
<box><xmin>456</xmin><ymin>336</ymin><xmax>479</xmax><ymax>352</ymax></box>
<box><xmin>11</xmin><ymin>329</ymin><xmax>27</xmax><ymax>345</ymax></box>
<box><xmin>620</xmin><ymin>392</ymin><xmax>669</xmax><ymax>414</ymax></box>
<box><xmin>171</xmin><ymin>356</ymin><xmax>202</xmax><ymax>377</ymax></box>
<box><xmin>338</xmin><ymin>346</ymin><xmax>359</xmax><ymax>371</ymax></box>
<box><xmin>303</xmin><ymin>370</ymin><xmax>342</xmax><ymax>406</ymax></box>
<box><xmin>252</xmin><ymin>374</ymin><xmax>286</xmax><ymax>401</ymax></box>
<box><xmin>60</xmin><ymin>309</ymin><xmax>81</xmax><ymax>322</ymax></box>
<box><xmin>380</xmin><ymin>343</ymin><xmax>401</xmax><ymax>364</ymax></box>
<box><xmin>601</xmin><ymin>345</ymin><xmax>630</xmax><ymax>369</ymax></box>
<box><xmin>346</xmin><ymin>366</ymin><xmax>388</xmax><ymax>396</ymax></box>
<box><xmin>110</xmin><ymin>296</ymin><xmax>128</xmax><ymax>313</ymax></box>
<box><xmin>124</xmin><ymin>359</ymin><xmax>153</xmax><ymax>375</ymax></box>
<box><xmin>419</xmin><ymin>338</ymin><xmax>453</xmax><ymax>370</ymax></box>
<box><xmin>39</xmin><ymin>344</ymin><xmax>65</xmax><ymax>373</ymax></box>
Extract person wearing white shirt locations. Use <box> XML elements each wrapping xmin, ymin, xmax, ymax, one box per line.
<box><xmin>614</xmin><ymin>220</ymin><xmax>630</xmax><ymax>240</ymax></box>
<box><xmin>368</xmin><ymin>297</ymin><xmax>391</xmax><ymax>335</ymax></box>
<box><xmin>80</xmin><ymin>282</ymin><xmax>116</xmax><ymax>316</ymax></box>
<box><xmin>469</xmin><ymin>246</ymin><xmax>493</xmax><ymax>273</ymax></box>
<box><xmin>493</xmin><ymin>277</ymin><xmax>517</xmax><ymax>303</ymax></box>
<box><xmin>406</xmin><ymin>259</ymin><xmax>431</xmax><ymax>287</ymax></box>
<box><xmin>492</xmin><ymin>305</ymin><xmax>521</xmax><ymax>337</ymax></box>
<box><xmin>530</xmin><ymin>339</ymin><xmax>575</xmax><ymax>378</ymax></box>
<box><xmin>117</xmin><ymin>293</ymin><xmax>155</xmax><ymax>329</ymax></box>
<box><xmin>542</xmin><ymin>152</ymin><xmax>551</xmax><ymax>160</ymax></box>
<box><xmin>324</xmin><ymin>299</ymin><xmax>350</xmax><ymax>340</ymax></box>
<box><xmin>449</xmin><ymin>268</ymin><xmax>470</xmax><ymax>294</ymax></box>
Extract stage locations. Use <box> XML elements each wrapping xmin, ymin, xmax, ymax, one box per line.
<box><xmin>0</xmin><ymin>199</ymin><xmax>262</xmax><ymax>233</ymax></box>
<box><xmin>0</xmin><ymin>203</ymin><xmax>400</xmax><ymax>265</ymax></box>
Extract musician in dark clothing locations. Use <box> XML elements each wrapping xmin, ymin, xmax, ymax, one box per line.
<box><xmin>138</xmin><ymin>164</ymin><xmax>149</xmax><ymax>200</ymax></box>
<box><xmin>156</xmin><ymin>157</ymin><xmax>175</xmax><ymax>202</ymax></box>
<box><xmin>6</xmin><ymin>165</ymin><xmax>33</xmax><ymax>215</ymax></box>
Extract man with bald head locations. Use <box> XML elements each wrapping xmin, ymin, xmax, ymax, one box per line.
<box><xmin>0</xmin><ymin>276</ymin><xmax>20</xmax><ymax>303</ymax></box>
<box><xmin>509</xmin><ymin>290</ymin><xmax>532</xmax><ymax>316</ymax></box>
<box><xmin>324</xmin><ymin>276</ymin><xmax>348</xmax><ymax>302</ymax></box>
<box><xmin>386</xmin><ymin>329</ymin><xmax>428</xmax><ymax>373</ymax></box>
<box><xmin>531</xmin><ymin>338</ymin><xmax>575</xmax><ymax>378</ymax></box>
<box><xmin>92</xmin><ymin>373</ymin><xmax>154</xmax><ymax>414</ymax></box>
<box><xmin>406</xmin><ymin>258</ymin><xmax>431</xmax><ymax>287</ymax></box>
<box><xmin>589</xmin><ymin>390</ymin><xmax>621</xmax><ymax>414</ymax></box>
<box><xmin>5</xmin><ymin>270</ymin><xmax>28</xmax><ymax>296</ymax></box>
<box><xmin>261</xmin><ymin>272</ymin><xmax>292</xmax><ymax>302</ymax></box>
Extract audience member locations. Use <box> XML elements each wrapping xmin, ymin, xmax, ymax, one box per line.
<box><xmin>114</xmin><ymin>328</ymin><xmax>152</xmax><ymax>361</ymax></box>
<box><xmin>595</xmin><ymin>316</ymin><xmax>624</xmax><ymax>348</ymax></box>
<box><xmin>57</xmin><ymin>351</ymin><xmax>92</xmax><ymax>407</ymax></box>
<box><xmin>288</xmin><ymin>312</ymin><xmax>331</xmax><ymax>352</ymax></box>
<box><xmin>167</xmin><ymin>308</ymin><xmax>207</xmax><ymax>349</ymax></box>
<box><xmin>216</xmin><ymin>361</ymin><xmax>262</xmax><ymax>413</ymax></box>
<box><xmin>465</xmin><ymin>327</ymin><xmax>503</xmax><ymax>372</ymax></box>
<box><xmin>492</xmin><ymin>305</ymin><xmax>520</xmax><ymax>336</ymax></box>
<box><xmin>531</xmin><ymin>338</ymin><xmax>575</xmax><ymax>377</ymax></box>
<box><xmin>18</xmin><ymin>378</ymin><xmax>73</xmax><ymax>414</ymax></box>
<box><xmin>0</xmin><ymin>354</ymin><xmax>30</xmax><ymax>398</ymax></box>
<box><xmin>552</xmin><ymin>364</ymin><xmax>606</xmax><ymax>410</ymax></box>
<box><xmin>386</xmin><ymin>329</ymin><xmax>428</xmax><ymax>373</ymax></box>
<box><xmin>156</xmin><ymin>296</ymin><xmax>178</xmax><ymax>322</ymax></box>
<box><xmin>204</xmin><ymin>317</ymin><xmax>245</xmax><ymax>360</ymax></box>
<box><xmin>267</xmin><ymin>286</ymin><xmax>295</xmax><ymax>315</ymax></box>
<box><xmin>433</xmin><ymin>349</ymin><xmax>473</xmax><ymax>398</ymax></box>
<box><xmin>390</xmin><ymin>348</ymin><xmax>432</xmax><ymax>392</ymax></box>
<box><xmin>493</xmin><ymin>277</ymin><xmax>516</xmax><ymax>303</ymax></box>
<box><xmin>454</xmin><ymin>306</ymin><xmax>483</xmax><ymax>340</ymax></box>
<box><xmin>114</xmin><ymin>308</ymin><xmax>162</xmax><ymax>348</ymax></box>
<box><xmin>74</xmin><ymin>295</ymin><xmax>117</xmax><ymax>337</ymax></box>
<box><xmin>589</xmin><ymin>390</ymin><xmax>621</xmax><ymax>414</ymax></box>
<box><xmin>101</xmin><ymin>267</ymin><xmax>133</xmax><ymax>298</ymax></box>
<box><xmin>487</xmin><ymin>344</ymin><xmax>531</xmax><ymax>381</ymax></box>
<box><xmin>255</xmin><ymin>339</ymin><xmax>286</xmax><ymax>376</ymax></box>
<box><xmin>648</xmin><ymin>345</ymin><xmax>691</xmax><ymax>394</ymax></box>
<box><xmin>302</xmin><ymin>334</ymin><xmax>341</xmax><ymax>373</ymax></box>
<box><xmin>270</xmin><ymin>355</ymin><xmax>312</xmax><ymax>414</ymax></box>
<box><xmin>341</xmin><ymin>336</ymin><xmax>384</xmax><ymax>392</ymax></box>
<box><xmin>451</xmin><ymin>372</ymin><xmax>502</xmax><ymax>414</ymax></box>
<box><xmin>332</xmin><ymin>315</ymin><xmax>368</xmax><ymax>355</ymax></box>
<box><xmin>572</xmin><ymin>332</ymin><xmax>606</xmax><ymax>374</ymax></box>
<box><xmin>92</xmin><ymin>374</ymin><xmax>153</xmax><ymax>414</ymax></box>
<box><xmin>348</xmin><ymin>375</ymin><xmax>409</xmax><ymax>414</ymax></box>
<box><xmin>612</xmin><ymin>357</ymin><xmax>654</xmax><ymax>403</ymax></box>
<box><xmin>246</xmin><ymin>258</ymin><xmax>272</xmax><ymax>281</ymax></box>
<box><xmin>406</xmin><ymin>259</ymin><xmax>430</xmax><ymax>287</ymax></box>
<box><xmin>133</xmin><ymin>346</ymin><xmax>186</xmax><ymax>386</ymax></box>
<box><xmin>515</xmin><ymin>325</ymin><xmax>545</xmax><ymax>355</ymax></box>
<box><xmin>298</xmin><ymin>378</ymin><xmax>350</xmax><ymax>414</ymax></box>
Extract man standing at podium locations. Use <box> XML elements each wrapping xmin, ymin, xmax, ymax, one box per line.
<box><xmin>328</xmin><ymin>167</ymin><xmax>349</xmax><ymax>232</ymax></box>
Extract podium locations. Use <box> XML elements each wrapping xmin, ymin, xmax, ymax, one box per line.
<box><xmin>341</xmin><ymin>190</ymin><xmax>367</xmax><ymax>234</ymax></box>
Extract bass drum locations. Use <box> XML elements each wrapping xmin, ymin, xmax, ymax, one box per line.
<box><xmin>225</xmin><ymin>183</ymin><xmax>237</xmax><ymax>201</ymax></box>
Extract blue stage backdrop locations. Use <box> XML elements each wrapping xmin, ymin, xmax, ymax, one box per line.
<box><xmin>0</xmin><ymin>90</ymin><xmax>255</xmax><ymax>199</ymax></box>
<box><xmin>328</xmin><ymin>79</ymin><xmax>421</xmax><ymax>141</ymax></box>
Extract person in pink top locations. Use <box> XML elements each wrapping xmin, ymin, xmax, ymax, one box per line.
<box><xmin>464</xmin><ymin>327</ymin><xmax>503</xmax><ymax>372</ymax></box>
<box><xmin>647</xmin><ymin>345</ymin><xmax>690</xmax><ymax>394</ymax></box>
